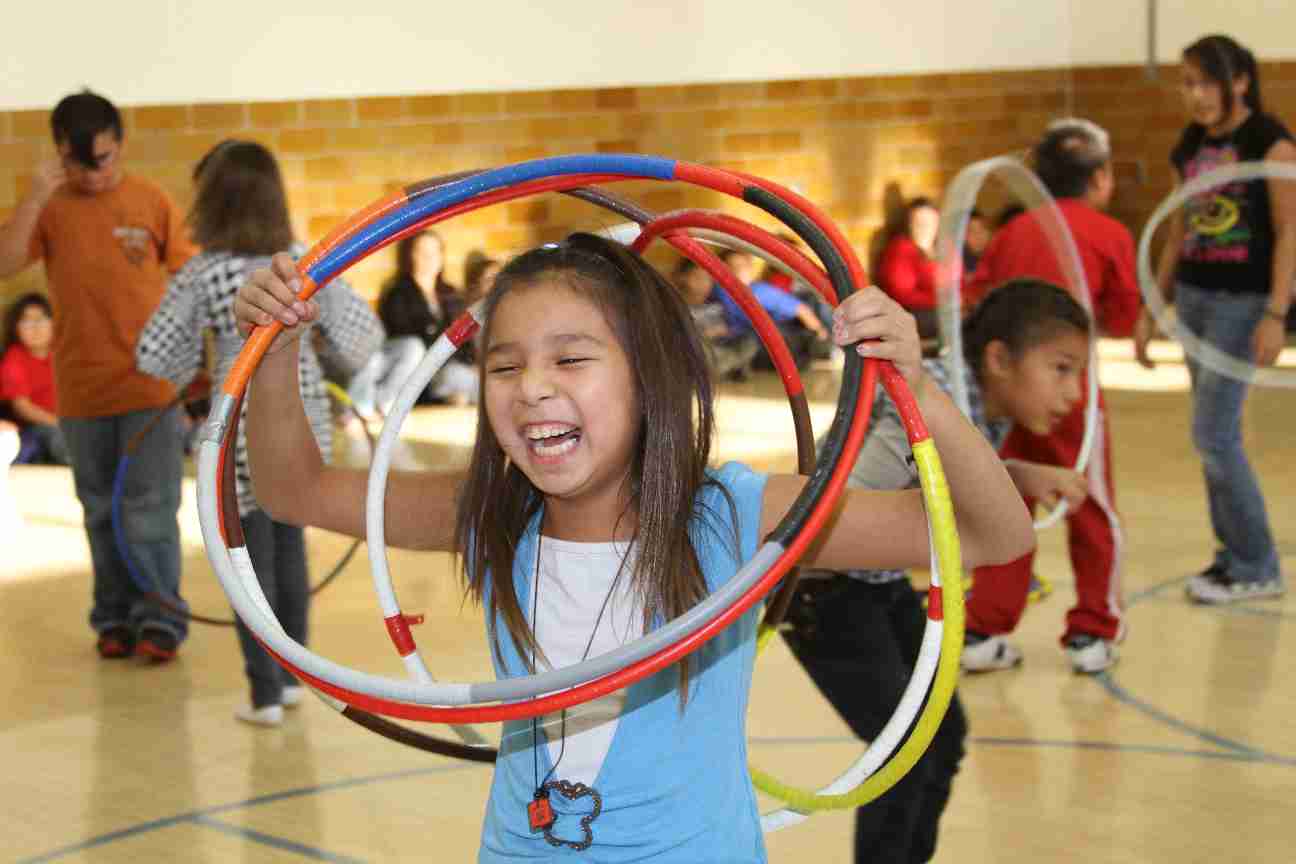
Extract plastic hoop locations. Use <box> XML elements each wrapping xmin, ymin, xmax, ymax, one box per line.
<box><xmin>198</xmin><ymin>155</ymin><xmax>875</xmax><ymax>720</ymax></box>
<box><xmin>195</xmin><ymin>156</ymin><xmax>965</xmax><ymax>829</ymax></box>
<box><xmin>935</xmin><ymin>155</ymin><xmax>1100</xmax><ymax>530</ymax></box>
<box><xmin>1136</xmin><ymin>159</ymin><xmax>1296</xmax><ymax>388</ymax></box>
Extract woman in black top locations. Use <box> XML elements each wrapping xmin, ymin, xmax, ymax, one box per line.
<box><xmin>349</xmin><ymin>229</ymin><xmax>480</xmax><ymax>414</ymax></box>
<box><xmin>1138</xmin><ymin>34</ymin><xmax>1295</xmax><ymax>603</ymax></box>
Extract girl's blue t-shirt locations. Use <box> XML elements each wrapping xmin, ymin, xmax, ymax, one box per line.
<box><xmin>478</xmin><ymin>461</ymin><xmax>769</xmax><ymax>863</ymax></box>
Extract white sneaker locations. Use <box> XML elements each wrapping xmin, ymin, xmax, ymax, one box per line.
<box><xmin>235</xmin><ymin>704</ymin><xmax>284</xmax><ymax>727</ymax></box>
<box><xmin>281</xmin><ymin>685</ymin><xmax>305</xmax><ymax>708</ymax></box>
<box><xmin>1064</xmin><ymin>635</ymin><xmax>1118</xmax><ymax>674</ymax></box>
<box><xmin>1187</xmin><ymin>571</ymin><xmax>1286</xmax><ymax>605</ymax></box>
<box><xmin>960</xmin><ymin>635</ymin><xmax>1023</xmax><ymax>673</ymax></box>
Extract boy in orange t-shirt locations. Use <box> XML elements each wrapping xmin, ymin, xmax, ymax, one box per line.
<box><xmin>0</xmin><ymin>90</ymin><xmax>196</xmax><ymax>660</ymax></box>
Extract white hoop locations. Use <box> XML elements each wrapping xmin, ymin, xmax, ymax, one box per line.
<box><xmin>935</xmin><ymin>155</ymin><xmax>1101</xmax><ymax>530</ymax></box>
<box><xmin>1136</xmin><ymin>159</ymin><xmax>1296</xmax><ymax>388</ymax></box>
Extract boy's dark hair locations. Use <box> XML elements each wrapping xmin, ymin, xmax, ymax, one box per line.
<box><xmin>188</xmin><ymin>140</ymin><xmax>294</xmax><ymax>256</ymax></box>
<box><xmin>1184</xmin><ymin>34</ymin><xmax>1263</xmax><ymax>117</ymax></box>
<box><xmin>2</xmin><ymin>293</ymin><xmax>53</xmax><ymax>353</ymax></box>
<box><xmin>963</xmin><ymin>279</ymin><xmax>1091</xmax><ymax>377</ymax></box>
<box><xmin>1033</xmin><ymin>119</ymin><xmax>1111</xmax><ymax>199</ymax></box>
<box><xmin>456</xmin><ymin>233</ymin><xmax>731</xmax><ymax>703</ymax></box>
<box><xmin>50</xmin><ymin>90</ymin><xmax>122</xmax><ymax>168</ymax></box>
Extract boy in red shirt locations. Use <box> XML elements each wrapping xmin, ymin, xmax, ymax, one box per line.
<box><xmin>963</xmin><ymin>118</ymin><xmax>1139</xmax><ymax>674</ymax></box>
<box><xmin>0</xmin><ymin>90</ymin><xmax>196</xmax><ymax>660</ymax></box>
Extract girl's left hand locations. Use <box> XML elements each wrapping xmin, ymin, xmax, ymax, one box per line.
<box><xmin>1252</xmin><ymin>314</ymin><xmax>1286</xmax><ymax>367</ymax></box>
<box><xmin>832</xmin><ymin>286</ymin><xmax>923</xmax><ymax>387</ymax></box>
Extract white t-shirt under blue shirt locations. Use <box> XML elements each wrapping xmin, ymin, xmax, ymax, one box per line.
<box><xmin>478</xmin><ymin>462</ymin><xmax>769</xmax><ymax>862</ymax></box>
<box><xmin>530</xmin><ymin>536</ymin><xmax>644</xmax><ymax>788</ymax></box>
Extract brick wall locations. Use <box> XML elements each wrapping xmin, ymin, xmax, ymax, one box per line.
<box><xmin>0</xmin><ymin>67</ymin><xmax>1071</xmax><ymax>308</ymax></box>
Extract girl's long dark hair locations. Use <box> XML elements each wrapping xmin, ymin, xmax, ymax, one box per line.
<box><xmin>454</xmin><ymin>233</ymin><xmax>734</xmax><ymax>702</ymax></box>
<box><xmin>963</xmin><ymin>279</ymin><xmax>1091</xmax><ymax>377</ymax></box>
<box><xmin>188</xmin><ymin>140</ymin><xmax>294</xmax><ymax>255</ymax></box>
<box><xmin>1184</xmin><ymin>34</ymin><xmax>1263</xmax><ymax>117</ymax></box>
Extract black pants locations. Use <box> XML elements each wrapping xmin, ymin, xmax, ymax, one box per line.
<box><xmin>236</xmin><ymin>509</ymin><xmax>310</xmax><ymax>707</ymax></box>
<box><xmin>781</xmin><ymin>577</ymin><xmax>967</xmax><ymax>864</ymax></box>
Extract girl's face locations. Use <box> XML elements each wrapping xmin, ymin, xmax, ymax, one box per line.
<box><xmin>484</xmin><ymin>281</ymin><xmax>641</xmax><ymax>520</ymax></box>
<box><xmin>411</xmin><ymin>234</ymin><xmax>444</xmax><ymax>287</ymax></box>
<box><xmin>964</xmin><ymin>217</ymin><xmax>991</xmax><ymax>257</ymax></box>
<box><xmin>15</xmin><ymin>304</ymin><xmax>52</xmax><ymax>353</ymax></box>
<box><xmin>985</xmin><ymin>328</ymin><xmax>1088</xmax><ymax>435</ymax></box>
<box><xmin>909</xmin><ymin>205</ymin><xmax>940</xmax><ymax>251</ymax></box>
<box><xmin>1180</xmin><ymin>60</ymin><xmax>1249</xmax><ymax>130</ymax></box>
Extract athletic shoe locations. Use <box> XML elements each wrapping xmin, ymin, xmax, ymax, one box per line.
<box><xmin>135</xmin><ymin>628</ymin><xmax>179</xmax><ymax>662</ymax></box>
<box><xmin>281</xmin><ymin>685</ymin><xmax>305</xmax><ymax>708</ymax></box>
<box><xmin>961</xmin><ymin>633</ymin><xmax>1023</xmax><ymax>672</ymax></box>
<box><xmin>1187</xmin><ymin>570</ymin><xmax>1286</xmax><ymax>605</ymax></box>
<box><xmin>1184</xmin><ymin>561</ymin><xmax>1226</xmax><ymax>598</ymax></box>
<box><xmin>96</xmin><ymin>627</ymin><xmax>135</xmax><ymax>659</ymax></box>
<box><xmin>1064</xmin><ymin>633</ymin><xmax>1118</xmax><ymax>674</ymax></box>
<box><xmin>235</xmin><ymin>704</ymin><xmax>284</xmax><ymax>727</ymax></box>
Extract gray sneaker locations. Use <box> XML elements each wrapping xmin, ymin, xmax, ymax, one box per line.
<box><xmin>1064</xmin><ymin>634</ymin><xmax>1118</xmax><ymax>674</ymax></box>
<box><xmin>961</xmin><ymin>634</ymin><xmax>1023</xmax><ymax>673</ymax></box>
<box><xmin>1186</xmin><ymin>569</ymin><xmax>1286</xmax><ymax>605</ymax></box>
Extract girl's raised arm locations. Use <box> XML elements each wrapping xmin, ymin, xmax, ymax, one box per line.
<box><xmin>760</xmin><ymin>287</ymin><xmax>1034</xmax><ymax>573</ymax></box>
<box><xmin>236</xmin><ymin>253</ymin><xmax>462</xmax><ymax>552</ymax></box>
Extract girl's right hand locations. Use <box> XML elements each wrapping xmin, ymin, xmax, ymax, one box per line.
<box><xmin>234</xmin><ymin>252</ymin><xmax>319</xmax><ymax>354</ymax></box>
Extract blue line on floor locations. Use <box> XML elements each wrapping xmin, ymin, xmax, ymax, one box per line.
<box><xmin>191</xmin><ymin>815</ymin><xmax>368</xmax><ymax>864</ymax></box>
<box><xmin>1091</xmin><ymin>672</ymin><xmax>1295</xmax><ymax>763</ymax></box>
<box><xmin>1082</xmin><ymin>574</ymin><xmax>1296</xmax><ymax>764</ymax></box>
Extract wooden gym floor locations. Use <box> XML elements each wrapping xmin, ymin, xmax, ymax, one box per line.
<box><xmin>3</xmin><ymin>340</ymin><xmax>1293</xmax><ymax>863</ymax></box>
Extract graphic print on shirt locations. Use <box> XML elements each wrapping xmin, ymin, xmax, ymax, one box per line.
<box><xmin>1181</xmin><ymin>143</ymin><xmax>1252</xmax><ymax>264</ymax></box>
<box><xmin>112</xmin><ymin>225</ymin><xmax>155</xmax><ymax>266</ymax></box>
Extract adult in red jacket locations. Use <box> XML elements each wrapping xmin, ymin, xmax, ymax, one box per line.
<box><xmin>878</xmin><ymin>197</ymin><xmax>942</xmax><ymax>338</ymax></box>
<box><xmin>962</xmin><ymin>118</ymin><xmax>1140</xmax><ymax>674</ymax></box>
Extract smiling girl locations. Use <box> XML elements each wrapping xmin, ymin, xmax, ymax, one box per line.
<box><xmin>235</xmin><ymin>232</ymin><xmax>1034</xmax><ymax>862</ymax></box>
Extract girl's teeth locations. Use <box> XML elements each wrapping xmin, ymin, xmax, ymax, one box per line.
<box><xmin>532</xmin><ymin>435</ymin><xmax>578</xmax><ymax>456</ymax></box>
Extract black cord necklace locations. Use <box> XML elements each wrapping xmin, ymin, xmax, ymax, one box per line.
<box><xmin>526</xmin><ymin>524</ymin><xmax>628</xmax><ymax>851</ymax></box>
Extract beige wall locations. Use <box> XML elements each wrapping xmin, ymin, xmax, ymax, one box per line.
<box><xmin>2</xmin><ymin>2</ymin><xmax>1075</xmax><ymax>110</ymax></box>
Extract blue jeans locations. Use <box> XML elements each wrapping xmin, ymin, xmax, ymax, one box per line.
<box><xmin>236</xmin><ymin>509</ymin><xmax>308</xmax><ymax>708</ymax></box>
<box><xmin>1176</xmin><ymin>282</ymin><xmax>1281</xmax><ymax>584</ymax></box>
<box><xmin>16</xmin><ymin>422</ymin><xmax>69</xmax><ymax>465</ymax></box>
<box><xmin>60</xmin><ymin>407</ymin><xmax>189</xmax><ymax>640</ymax></box>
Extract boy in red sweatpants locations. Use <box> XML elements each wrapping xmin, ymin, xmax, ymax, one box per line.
<box><xmin>962</xmin><ymin>118</ymin><xmax>1140</xmax><ymax>674</ymax></box>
